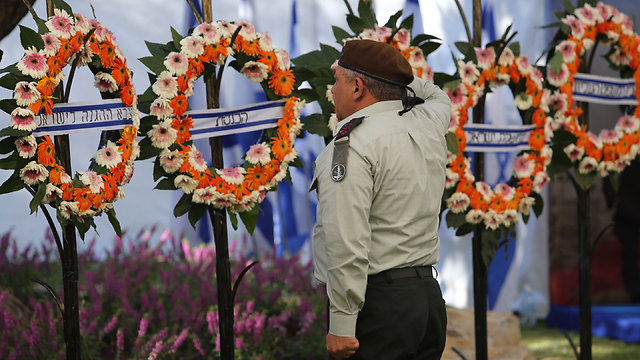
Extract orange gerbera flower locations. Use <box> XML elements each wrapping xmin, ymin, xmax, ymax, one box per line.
<box><xmin>172</xmin><ymin>115</ymin><xmax>194</xmax><ymax>144</ymax></box>
<box><xmin>454</xmin><ymin>127</ymin><xmax>466</xmax><ymax>154</ymax></box>
<box><xmin>170</xmin><ymin>94</ymin><xmax>189</xmax><ymax>116</ymax></box>
<box><xmin>57</xmin><ymin>38</ymin><xmax>74</xmax><ymax>60</ymax></box>
<box><xmin>517</xmin><ymin>177</ymin><xmax>533</xmax><ymax>195</ymax></box>
<box><xmin>268</xmin><ymin>68</ymin><xmax>295</xmax><ymax>96</ymax></box>
<box><xmin>120</xmin><ymin>84</ymin><xmax>135</xmax><ymax>107</ymax></box>
<box><xmin>203</xmin><ymin>41</ymin><xmax>229</xmax><ymax>63</ymax></box>
<box><xmin>450</xmin><ymin>155</ymin><xmax>467</xmax><ymax>177</ymax></box>
<box><xmin>74</xmin><ymin>188</ymin><xmax>93</xmax><ymax>212</ymax></box>
<box><xmin>276</xmin><ymin>117</ymin><xmax>295</xmax><ymax>139</ymax></box>
<box><xmin>528</xmin><ymin>129</ymin><xmax>546</xmax><ymax>151</ymax></box>
<box><xmin>245</xmin><ymin>163</ymin><xmax>270</xmax><ymax>190</ymax></box>
<box><xmin>216</xmin><ymin>180</ymin><xmax>234</xmax><ymax>195</ymax></box>
<box><xmin>271</xmin><ymin>136</ymin><xmax>291</xmax><ymax>161</ymax></box>
<box><xmin>111</xmin><ymin>162</ymin><xmax>126</xmax><ymax>184</ymax></box>
<box><xmin>30</xmin><ymin>94</ymin><xmax>55</xmax><ymax>116</ymax></box>
<box><xmin>188</xmin><ymin>57</ymin><xmax>205</xmax><ymax>77</ymax></box>
<box><xmin>49</xmin><ymin>164</ymin><xmax>63</xmax><ymax>185</ymax></box>
<box><xmin>102</xmin><ymin>173</ymin><xmax>118</xmax><ymax>201</ymax></box>
<box><xmin>60</xmin><ymin>183</ymin><xmax>73</xmax><ymax>201</ymax></box>
<box><xmin>37</xmin><ymin>136</ymin><xmax>56</xmax><ymax>166</ymax></box>
<box><xmin>264</xmin><ymin>159</ymin><xmax>280</xmax><ymax>178</ymax></box>
<box><xmin>233</xmin><ymin>184</ymin><xmax>251</xmax><ymax>200</ymax></box>
<box><xmin>456</xmin><ymin>178</ymin><xmax>474</xmax><ymax>196</ymax></box>
<box><xmin>237</xmin><ymin>37</ymin><xmax>261</xmax><ymax>57</ymax></box>
<box><xmin>111</xmin><ymin>58</ymin><xmax>130</xmax><ymax>87</ymax></box>
<box><xmin>531</xmin><ymin>108</ymin><xmax>546</xmax><ymax>127</ymax></box>
<box><xmin>602</xmin><ymin>143</ymin><xmax>617</xmax><ymax>162</ymax></box>
<box><xmin>177</xmin><ymin>75</ymin><xmax>190</xmax><ymax>93</ymax></box>
<box><xmin>68</xmin><ymin>34</ymin><xmax>83</xmax><ymax>54</ymax></box>
<box><xmin>46</xmin><ymin>56</ymin><xmax>66</xmax><ymax>77</ymax></box>
<box><xmin>616</xmin><ymin>134</ymin><xmax>632</xmax><ymax>155</ymax></box>
<box><xmin>469</xmin><ymin>191</ymin><xmax>487</xmax><ymax>211</ymax></box>
<box><xmin>99</xmin><ymin>40</ymin><xmax>117</xmax><ymax>68</ymax></box>
<box><xmin>258</xmin><ymin>50</ymin><xmax>278</xmax><ymax>70</ymax></box>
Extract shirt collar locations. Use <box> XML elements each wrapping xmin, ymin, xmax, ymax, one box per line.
<box><xmin>332</xmin><ymin>100</ymin><xmax>404</xmax><ymax>136</ymax></box>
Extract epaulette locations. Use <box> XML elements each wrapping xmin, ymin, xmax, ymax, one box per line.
<box><xmin>331</xmin><ymin>117</ymin><xmax>364</xmax><ymax>182</ymax></box>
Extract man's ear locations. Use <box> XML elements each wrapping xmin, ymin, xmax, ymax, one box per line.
<box><xmin>353</xmin><ymin>77</ymin><xmax>365</xmax><ymax>99</ymax></box>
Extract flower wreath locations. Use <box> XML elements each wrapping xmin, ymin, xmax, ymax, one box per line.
<box><xmin>544</xmin><ymin>2</ymin><xmax>640</xmax><ymax>186</ymax></box>
<box><xmin>138</xmin><ymin>20</ymin><xmax>303</xmax><ymax>224</ymax></box>
<box><xmin>442</xmin><ymin>42</ymin><xmax>553</xmax><ymax>233</ymax></box>
<box><xmin>0</xmin><ymin>6</ymin><xmax>139</xmax><ymax>236</ymax></box>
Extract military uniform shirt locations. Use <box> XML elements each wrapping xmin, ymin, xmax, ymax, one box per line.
<box><xmin>311</xmin><ymin>77</ymin><xmax>451</xmax><ymax>337</ymax></box>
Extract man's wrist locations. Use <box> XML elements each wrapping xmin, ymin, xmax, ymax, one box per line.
<box><xmin>329</xmin><ymin>312</ymin><xmax>358</xmax><ymax>337</ymax></box>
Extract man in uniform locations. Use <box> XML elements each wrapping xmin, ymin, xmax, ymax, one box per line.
<box><xmin>310</xmin><ymin>39</ymin><xmax>451</xmax><ymax>360</ymax></box>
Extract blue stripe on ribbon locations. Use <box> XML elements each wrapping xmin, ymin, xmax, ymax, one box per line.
<box><xmin>190</xmin><ymin>118</ymin><xmax>279</xmax><ymax>136</ymax></box>
<box><xmin>47</xmin><ymin>101</ymin><xmax>128</xmax><ymax>114</ymax></box>
<box><xmin>33</xmin><ymin>119</ymin><xmax>132</xmax><ymax>134</ymax></box>
<box><xmin>187</xmin><ymin>101</ymin><xmax>285</xmax><ymax>119</ymax></box>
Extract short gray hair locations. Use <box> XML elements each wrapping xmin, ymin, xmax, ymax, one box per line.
<box><xmin>341</xmin><ymin>67</ymin><xmax>406</xmax><ymax>101</ymax></box>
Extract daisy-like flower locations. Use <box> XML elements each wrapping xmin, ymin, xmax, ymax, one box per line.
<box><xmin>475</xmin><ymin>48</ymin><xmax>496</xmax><ymax>69</ymax></box>
<box><xmin>95</xmin><ymin>140</ymin><xmax>122</xmax><ymax>169</ymax></box>
<box><xmin>215</xmin><ymin>21</ymin><xmax>236</xmax><ymax>38</ymax></box>
<box><xmin>328</xmin><ymin>113</ymin><xmax>340</xmax><ymax>135</ymax></box>
<box><xmin>269</xmin><ymin>68</ymin><xmax>295</xmax><ymax>96</ymax></box>
<box><xmin>562</xmin><ymin>15</ymin><xmax>585</xmax><ymax>40</ymax></box>
<box><xmin>457</xmin><ymin>60</ymin><xmax>479</xmax><ymax>84</ymax></box>
<box><xmin>578</xmin><ymin>156</ymin><xmax>598</xmax><ymax>174</ymax></box>
<box><xmin>41</xmin><ymin>33</ymin><xmax>61</xmax><ymax>57</ymax></box>
<box><xmin>497</xmin><ymin>47</ymin><xmax>515</xmax><ymax>67</ymax></box>
<box><xmin>515</xmin><ymin>56</ymin><xmax>532</xmax><ymax>75</ymax></box>
<box><xmin>258</xmin><ymin>33</ymin><xmax>274</xmax><ymax>52</ymax></box>
<box><xmin>533</xmin><ymin>171</ymin><xmax>550</xmax><ymax>192</ymax></box>
<box><xmin>14</xmin><ymin>81</ymin><xmax>40</xmax><ymax>106</ymax></box>
<box><xmin>555</xmin><ymin>40</ymin><xmax>576</xmax><ymax>63</ymax></box>
<box><xmin>609</xmin><ymin>48</ymin><xmax>631</xmax><ymax>67</ymax></box>
<box><xmin>240</xmin><ymin>61</ymin><xmax>269</xmax><ymax>83</ymax></box>
<box><xmin>513</xmin><ymin>155</ymin><xmax>535</xmax><ymax>178</ymax></box>
<box><xmin>446</xmin><ymin>192</ymin><xmax>470</xmax><ymax>213</ymax></box>
<box><xmin>546</xmin><ymin>63</ymin><xmax>569</xmax><ymax>88</ymax></box>
<box><xmin>152</xmin><ymin>71</ymin><xmax>178</xmax><ymax>99</ymax></box>
<box><xmin>423</xmin><ymin>65</ymin><xmax>434</xmax><ymax>82</ymax></box>
<box><xmin>17</xmin><ymin>47</ymin><xmax>48</xmax><ymax>79</ymax></box>
<box><xmin>58</xmin><ymin>201</ymin><xmax>79</xmax><ymax>219</ymax></box>
<box><xmin>45</xmin><ymin>8</ymin><xmax>74</xmax><ymax>38</ymax></box>
<box><xmin>188</xmin><ymin>146</ymin><xmax>208</xmax><ymax>172</ymax></box>
<box><xmin>180</xmin><ymin>36</ymin><xmax>205</xmax><ymax>58</ymax></box>
<box><xmin>159</xmin><ymin>149</ymin><xmax>184</xmax><ymax>173</ymax></box>
<box><xmin>149</xmin><ymin>98</ymin><xmax>174</xmax><ymax>120</ymax></box>
<box><xmin>43</xmin><ymin>183</ymin><xmax>63</xmax><ymax>204</ymax></box>
<box><xmin>237</xmin><ymin>20</ymin><xmax>256</xmax><ymax>36</ymax></box>
<box><xmin>465</xmin><ymin>209</ymin><xmax>485</xmax><ymax>224</ymax></box>
<box><xmin>164</xmin><ymin>52</ymin><xmax>189</xmax><ymax>76</ymax></box>
<box><xmin>392</xmin><ymin>28</ymin><xmax>411</xmax><ymax>50</ymax></box>
<box><xmin>575</xmin><ymin>3</ymin><xmax>597</xmax><ymax>26</ymax></box>
<box><xmin>74</xmin><ymin>13</ymin><xmax>91</xmax><ymax>34</ymax></box>
<box><xmin>218</xmin><ymin>167</ymin><xmax>246</xmax><ymax>185</ymax></box>
<box><xmin>94</xmin><ymin>72</ymin><xmax>118</xmax><ymax>93</ymax></box>
<box><xmin>72</xmin><ymin>44</ymin><xmax>93</xmax><ymax>67</ymax></box>
<box><xmin>600</xmin><ymin>129</ymin><xmax>621</xmax><ymax>143</ymax></box>
<box><xmin>10</xmin><ymin>108</ymin><xmax>37</xmax><ymax>131</ymax></box>
<box><xmin>148</xmin><ymin>120</ymin><xmax>178</xmax><ymax>149</ymax></box>
<box><xmin>483</xmin><ymin>210</ymin><xmax>504</xmax><ymax>230</ymax></box>
<box><xmin>375</xmin><ymin>26</ymin><xmax>393</xmax><ymax>40</ymax></box>
<box><xmin>514</xmin><ymin>93</ymin><xmax>533</xmax><ymax>110</ymax></box>
<box><xmin>192</xmin><ymin>187</ymin><xmax>216</xmax><ymax>204</ymax></box>
<box><xmin>15</xmin><ymin>135</ymin><xmax>37</xmax><ymax>158</ymax></box>
<box><xmin>445</xmin><ymin>169</ymin><xmax>459</xmax><ymax>189</ymax></box>
<box><xmin>326</xmin><ymin>84</ymin><xmax>335</xmax><ymax>105</ymax></box>
<box><xmin>79</xmin><ymin>170</ymin><xmax>104</xmax><ymax>193</ymax></box>
<box><xmin>246</xmin><ymin>143</ymin><xmax>271</xmax><ymax>165</ymax></box>
<box><xmin>447</xmin><ymin>85</ymin><xmax>466</xmax><ymax>107</ymax></box>
<box><xmin>20</xmin><ymin>161</ymin><xmax>49</xmax><ymax>185</ymax></box>
<box><xmin>174</xmin><ymin>175</ymin><xmax>198</xmax><ymax>194</ymax></box>
<box><xmin>475</xmin><ymin>182</ymin><xmax>494</xmax><ymax>199</ymax></box>
<box><xmin>615</xmin><ymin>115</ymin><xmax>640</xmax><ymax>133</ymax></box>
<box><xmin>494</xmin><ymin>183</ymin><xmax>515</xmax><ymax>201</ymax></box>
<box><xmin>193</xmin><ymin>23</ymin><xmax>219</xmax><ymax>44</ymax></box>
<box><xmin>274</xmin><ymin>49</ymin><xmax>290</xmax><ymax>70</ymax></box>
<box><xmin>359</xmin><ymin>29</ymin><xmax>379</xmax><ymax>41</ymax></box>
<box><xmin>518</xmin><ymin>197</ymin><xmax>535</xmax><ymax>216</ymax></box>
<box><xmin>502</xmin><ymin>209</ymin><xmax>519</xmax><ymax>227</ymax></box>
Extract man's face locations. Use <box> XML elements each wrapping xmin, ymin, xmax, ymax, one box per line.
<box><xmin>331</xmin><ymin>66</ymin><xmax>354</xmax><ymax>121</ymax></box>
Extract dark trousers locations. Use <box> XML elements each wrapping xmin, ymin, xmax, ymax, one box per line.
<box><xmin>346</xmin><ymin>274</ymin><xmax>447</xmax><ymax>360</ymax></box>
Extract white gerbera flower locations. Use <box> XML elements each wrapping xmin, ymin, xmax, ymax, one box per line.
<box><xmin>446</xmin><ymin>192</ymin><xmax>470</xmax><ymax>214</ymax></box>
<box><xmin>192</xmin><ymin>187</ymin><xmax>217</xmax><ymax>205</ymax></box>
<box><xmin>58</xmin><ymin>201</ymin><xmax>79</xmax><ymax>219</ymax></box>
<box><xmin>258</xmin><ymin>33</ymin><xmax>273</xmax><ymax>52</ymax></box>
<box><xmin>578</xmin><ymin>156</ymin><xmax>598</xmax><ymax>174</ymax></box>
<box><xmin>513</xmin><ymin>155</ymin><xmax>535</xmax><ymax>178</ymax></box>
<box><xmin>94</xmin><ymin>72</ymin><xmax>118</xmax><ymax>93</ymax></box>
<box><xmin>14</xmin><ymin>81</ymin><xmax>40</xmax><ymax>106</ymax></box>
<box><xmin>274</xmin><ymin>49</ymin><xmax>290</xmax><ymax>70</ymax></box>
<box><xmin>164</xmin><ymin>52</ymin><xmax>189</xmax><ymax>76</ymax></box>
<box><xmin>73</xmin><ymin>13</ymin><xmax>92</xmax><ymax>34</ymax></box>
<box><xmin>498</xmin><ymin>47</ymin><xmax>515</xmax><ymax>67</ymax></box>
<box><xmin>445</xmin><ymin>169</ymin><xmax>459</xmax><ymax>189</ymax></box>
<box><xmin>514</xmin><ymin>93</ymin><xmax>532</xmax><ymax>110</ymax></box>
<box><xmin>41</xmin><ymin>33</ymin><xmax>61</xmax><ymax>57</ymax></box>
<box><xmin>329</xmin><ymin>113</ymin><xmax>340</xmax><ymax>135</ymax></box>
<box><xmin>217</xmin><ymin>167</ymin><xmax>246</xmax><ymax>185</ymax></box>
<box><xmin>188</xmin><ymin>146</ymin><xmax>208</xmax><ymax>172</ymax></box>
<box><xmin>180</xmin><ymin>36</ymin><xmax>205</xmax><ymax>58</ymax></box>
<box><xmin>518</xmin><ymin>197</ymin><xmax>535</xmax><ymax>216</ymax></box>
<box><xmin>240</xmin><ymin>61</ymin><xmax>269</xmax><ymax>83</ymax></box>
<box><xmin>45</xmin><ymin>8</ymin><xmax>74</xmax><ymax>38</ymax></box>
<box><xmin>10</xmin><ymin>108</ymin><xmax>37</xmax><ymax>131</ymax></box>
<box><xmin>152</xmin><ymin>71</ymin><xmax>178</xmax><ymax>99</ymax></box>
<box><xmin>159</xmin><ymin>149</ymin><xmax>184</xmax><ymax>173</ymax></box>
<box><xmin>149</xmin><ymin>98</ymin><xmax>174</xmax><ymax>120</ymax></box>
<box><xmin>79</xmin><ymin>170</ymin><xmax>104</xmax><ymax>193</ymax></box>
<box><xmin>465</xmin><ymin>209</ymin><xmax>485</xmax><ymax>224</ymax></box>
<box><xmin>148</xmin><ymin>120</ymin><xmax>177</xmax><ymax>149</ymax></box>
<box><xmin>94</xmin><ymin>140</ymin><xmax>122</xmax><ymax>169</ymax></box>
<box><xmin>533</xmin><ymin>171</ymin><xmax>550</xmax><ymax>192</ymax></box>
<box><xmin>502</xmin><ymin>209</ymin><xmax>519</xmax><ymax>227</ymax></box>
<box><xmin>193</xmin><ymin>23</ymin><xmax>220</xmax><ymax>45</ymax></box>
<box><xmin>42</xmin><ymin>183</ymin><xmax>63</xmax><ymax>204</ymax></box>
<box><xmin>20</xmin><ymin>161</ymin><xmax>49</xmax><ymax>185</ymax></box>
<box><xmin>483</xmin><ymin>210</ymin><xmax>504</xmax><ymax>230</ymax></box>
<box><xmin>246</xmin><ymin>143</ymin><xmax>271</xmax><ymax>165</ymax></box>
<box><xmin>15</xmin><ymin>135</ymin><xmax>37</xmax><ymax>158</ymax></box>
<box><xmin>17</xmin><ymin>47</ymin><xmax>48</xmax><ymax>79</ymax></box>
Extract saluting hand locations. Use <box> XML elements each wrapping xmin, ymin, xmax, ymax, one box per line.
<box><xmin>327</xmin><ymin>333</ymin><xmax>359</xmax><ymax>359</ymax></box>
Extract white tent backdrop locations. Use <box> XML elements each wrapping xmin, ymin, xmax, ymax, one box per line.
<box><xmin>0</xmin><ymin>0</ymin><xmax>551</xmax><ymax>315</ymax></box>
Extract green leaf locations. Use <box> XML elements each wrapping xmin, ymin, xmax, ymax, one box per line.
<box><xmin>106</xmin><ymin>208</ymin><xmax>122</xmax><ymax>237</ymax></box>
<box><xmin>170</xmin><ymin>26</ymin><xmax>184</xmax><ymax>50</ymax></box>
<box><xmin>531</xmin><ymin>190</ymin><xmax>544</xmax><ymax>218</ymax></box>
<box><xmin>346</xmin><ymin>14</ymin><xmax>365</xmax><ymax>35</ymax></box>
<box><xmin>357</xmin><ymin>0</ymin><xmax>377</xmax><ymax>29</ymax></box>
<box><xmin>548</xmin><ymin>51</ymin><xmax>564</xmax><ymax>76</ymax></box>
<box><xmin>547</xmin><ymin>144</ymin><xmax>572</xmax><ymax>178</ymax></box>
<box><xmin>0</xmin><ymin>136</ymin><xmax>16</xmax><ymax>154</ymax></box>
<box><xmin>481</xmin><ymin>228</ymin><xmax>501</xmax><ymax>267</ymax></box>
<box><xmin>399</xmin><ymin>15</ymin><xmax>414</xmax><ymax>33</ymax></box>
<box><xmin>228</xmin><ymin>210</ymin><xmax>239</xmax><ymax>230</ymax></box>
<box><xmin>0</xmin><ymin>153</ymin><xmax>24</xmax><ymax>169</ymax></box>
<box><xmin>442</xmin><ymin>79</ymin><xmax>461</xmax><ymax>92</ymax></box>
<box><xmin>153</xmin><ymin>158</ymin><xmax>165</xmax><ymax>181</ymax></box>
<box><xmin>301</xmin><ymin>113</ymin><xmax>331</xmax><ymax>137</ymax></box>
<box><xmin>508</xmin><ymin>42</ymin><xmax>521</xmax><ymax>57</ymax></box>
<box><xmin>0</xmin><ymin>126</ymin><xmax>29</xmax><ymax>138</ymax></box>
<box><xmin>188</xmin><ymin>203</ymin><xmax>207</xmax><ymax>229</ymax></box>
<box><xmin>137</xmin><ymin>137</ymin><xmax>160</xmax><ymax>161</ymax></box>
<box><xmin>411</xmin><ymin>34</ymin><xmax>440</xmax><ymax>46</ymax></box>
<box><xmin>52</xmin><ymin>0</ymin><xmax>74</xmax><ymax>19</ymax></box>
<box><xmin>145</xmin><ymin>41</ymin><xmax>172</xmax><ymax>58</ymax></box>
<box><xmin>454</xmin><ymin>41</ymin><xmax>477</xmax><ymax>62</ymax></box>
<box><xmin>0</xmin><ymin>171</ymin><xmax>24</xmax><ymax>195</ymax></box>
<box><xmin>455</xmin><ymin>223</ymin><xmax>475</xmax><ymax>237</ymax></box>
<box><xmin>433</xmin><ymin>72</ymin><xmax>457</xmax><ymax>88</ymax></box>
<box><xmin>419</xmin><ymin>42</ymin><xmax>441</xmax><ymax>57</ymax></box>
<box><xmin>173</xmin><ymin>193</ymin><xmax>192</xmax><ymax>218</ymax></box>
<box><xmin>552</xmin><ymin>129</ymin><xmax>578</xmax><ymax>146</ymax></box>
<box><xmin>320</xmin><ymin>43</ymin><xmax>341</xmax><ymax>59</ymax></box>
<box><xmin>608</xmin><ymin>173</ymin><xmax>618</xmax><ymax>193</ymax></box>
<box><xmin>561</xmin><ymin>0</ymin><xmax>576</xmax><ymax>13</ymax></box>
<box><xmin>0</xmin><ymin>98</ymin><xmax>18</xmax><ymax>115</ymax></box>
<box><xmin>154</xmin><ymin>178</ymin><xmax>176</xmax><ymax>190</ymax></box>
<box><xmin>289</xmin><ymin>154</ymin><xmax>304</xmax><ymax>169</ymax></box>
<box><xmin>445</xmin><ymin>131</ymin><xmax>459</xmax><ymax>154</ymax></box>
<box><xmin>332</xmin><ymin>26</ymin><xmax>352</xmax><ymax>45</ymax></box>
<box><xmin>138</xmin><ymin>56</ymin><xmax>166</xmax><ymax>75</ymax></box>
<box><xmin>0</xmin><ymin>72</ymin><xmax>25</xmax><ymax>91</ymax></box>
<box><xmin>445</xmin><ymin>210</ymin><xmax>467</xmax><ymax>229</ymax></box>
<box><xmin>28</xmin><ymin>183</ymin><xmax>46</xmax><ymax>214</ymax></box>
<box><xmin>239</xmin><ymin>205</ymin><xmax>260</xmax><ymax>234</ymax></box>
<box><xmin>19</xmin><ymin>25</ymin><xmax>45</xmax><ymax>50</ymax></box>
<box><xmin>384</xmin><ymin>10</ymin><xmax>403</xmax><ymax>29</ymax></box>
<box><xmin>0</xmin><ymin>64</ymin><xmax>19</xmax><ymax>75</ymax></box>
<box><xmin>573</xmin><ymin>169</ymin><xmax>596</xmax><ymax>190</ymax></box>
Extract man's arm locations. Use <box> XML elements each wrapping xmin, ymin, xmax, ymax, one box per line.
<box><xmin>409</xmin><ymin>77</ymin><xmax>452</xmax><ymax>134</ymax></box>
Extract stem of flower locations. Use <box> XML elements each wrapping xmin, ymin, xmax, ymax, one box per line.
<box><xmin>343</xmin><ymin>0</ymin><xmax>354</xmax><ymax>16</ymax></box>
<box><xmin>454</xmin><ymin>0</ymin><xmax>473</xmax><ymax>43</ymax></box>
<box><xmin>20</xmin><ymin>0</ymin><xmax>38</xmax><ymax>22</ymax></box>
<box><xmin>25</xmin><ymin>185</ymin><xmax>64</xmax><ymax>260</ymax></box>
<box><xmin>186</xmin><ymin>0</ymin><xmax>203</xmax><ymax>25</ymax></box>
<box><xmin>214</xmin><ymin>25</ymin><xmax>243</xmax><ymax>105</ymax></box>
<box><xmin>63</xmin><ymin>28</ymin><xmax>96</xmax><ymax>103</ymax></box>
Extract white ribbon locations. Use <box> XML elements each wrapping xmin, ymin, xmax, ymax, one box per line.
<box><xmin>463</xmin><ymin>123</ymin><xmax>536</xmax><ymax>152</ymax></box>
<box><xmin>32</xmin><ymin>99</ymin><xmax>133</xmax><ymax>136</ymax></box>
<box><xmin>188</xmin><ymin>100</ymin><xmax>286</xmax><ymax>139</ymax></box>
<box><xmin>573</xmin><ymin>72</ymin><xmax>636</xmax><ymax>105</ymax></box>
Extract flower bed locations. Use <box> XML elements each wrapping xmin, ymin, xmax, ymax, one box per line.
<box><xmin>0</xmin><ymin>230</ymin><xmax>327</xmax><ymax>359</ymax></box>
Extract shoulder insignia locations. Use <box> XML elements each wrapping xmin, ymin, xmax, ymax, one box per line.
<box><xmin>335</xmin><ymin>116</ymin><xmax>364</xmax><ymax>140</ymax></box>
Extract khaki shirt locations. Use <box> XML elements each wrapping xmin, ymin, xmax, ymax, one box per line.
<box><xmin>310</xmin><ymin>77</ymin><xmax>451</xmax><ymax>337</ymax></box>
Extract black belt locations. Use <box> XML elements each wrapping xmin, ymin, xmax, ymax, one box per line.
<box><xmin>368</xmin><ymin>265</ymin><xmax>433</xmax><ymax>284</ymax></box>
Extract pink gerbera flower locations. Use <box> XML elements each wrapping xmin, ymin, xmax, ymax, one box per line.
<box><xmin>515</xmin><ymin>56</ymin><xmax>532</xmax><ymax>75</ymax></box>
<box><xmin>547</xmin><ymin>63</ymin><xmax>569</xmax><ymax>87</ymax></box>
<box><xmin>578</xmin><ymin>156</ymin><xmax>598</xmax><ymax>174</ymax></box>
<box><xmin>392</xmin><ymin>28</ymin><xmax>411</xmax><ymax>50</ymax></box>
<box><xmin>615</xmin><ymin>115</ymin><xmax>640</xmax><ymax>133</ymax></box>
<box><xmin>74</xmin><ymin>13</ymin><xmax>91</xmax><ymax>34</ymax></box>
<box><xmin>564</xmin><ymin>144</ymin><xmax>584</xmax><ymax>161</ymax></box>
<box><xmin>41</xmin><ymin>33</ymin><xmax>61</xmax><ymax>57</ymax></box>
<box><xmin>457</xmin><ymin>60</ymin><xmax>479</xmax><ymax>84</ymax></box>
<box><xmin>188</xmin><ymin>146</ymin><xmax>208</xmax><ymax>172</ymax></box>
<box><xmin>518</xmin><ymin>197</ymin><xmax>535</xmax><ymax>215</ymax></box>
<box><xmin>465</xmin><ymin>209</ymin><xmax>484</xmax><ymax>224</ymax></box>
<box><xmin>147</xmin><ymin>120</ymin><xmax>178</xmax><ymax>149</ymax></box>
<box><xmin>475</xmin><ymin>48</ymin><xmax>496</xmax><ymax>69</ymax></box>
<box><xmin>192</xmin><ymin>187</ymin><xmax>216</xmax><ymax>204</ymax></box>
<box><xmin>475</xmin><ymin>182</ymin><xmax>494</xmax><ymax>199</ymax></box>
<box><xmin>236</xmin><ymin>20</ymin><xmax>256</xmax><ymax>36</ymax></box>
<box><xmin>600</xmin><ymin>129</ymin><xmax>620</xmax><ymax>143</ymax></box>
<box><xmin>45</xmin><ymin>8</ymin><xmax>74</xmax><ymax>38</ymax></box>
<box><xmin>533</xmin><ymin>171</ymin><xmax>550</xmax><ymax>192</ymax></box>
<box><xmin>17</xmin><ymin>47</ymin><xmax>48</xmax><ymax>79</ymax></box>
<box><xmin>498</xmin><ymin>47</ymin><xmax>515</xmax><ymax>67</ymax></box>
<box><xmin>609</xmin><ymin>48</ymin><xmax>631</xmax><ymax>66</ymax></box>
<box><xmin>494</xmin><ymin>184</ymin><xmax>515</xmax><ymax>201</ymax></box>
<box><xmin>43</xmin><ymin>183</ymin><xmax>63</xmax><ymax>204</ymax></box>
<box><xmin>241</xmin><ymin>61</ymin><xmax>269</xmax><ymax>83</ymax></box>
<box><xmin>10</xmin><ymin>108</ymin><xmax>37</xmax><ymax>131</ymax></box>
<box><xmin>194</xmin><ymin>23</ymin><xmax>219</xmax><ymax>44</ymax></box>
<box><xmin>483</xmin><ymin>210</ymin><xmax>504</xmax><ymax>230</ymax></box>
<box><xmin>556</xmin><ymin>40</ymin><xmax>576</xmax><ymax>62</ymax></box>
<box><xmin>164</xmin><ymin>52</ymin><xmax>189</xmax><ymax>76</ymax></box>
<box><xmin>575</xmin><ymin>4</ymin><xmax>597</xmax><ymax>25</ymax></box>
<box><xmin>447</xmin><ymin>85</ymin><xmax>466</xmax><ymax>106</ymax></box>
<box><xmin>180</xmin><ymin>36</ymin><xmax>205</xmax><ymax>58</ymax></box>
<box><xmin>375</xmin><ymin>26</ymin><xmax>393</xmax><ymax>41</ymax></box>
<box><xmin>20</xmin><ymin>161</ymin><xmax>49</xmax><ymax>185</ymax></box>
<box><xmin>246</xmin><ymin>143</ymin><xmax>271</xmax><ymax>165</ymax></box>
<box><xmin>159</xmin><ymin>149</ymin><xmax>184</xmax><ymax>173</ymax></box>
<box><xmin>359</xmin><ymin>28</ymin><xmax>379</xmax><ymax>41</ymax></box>
<box><xmin>149</xmin><ymin>98</ymin><xmax>173</xmax><ymax>120</ymax></box>
<box><xmin>217</xmin><ymin>167</ymin><xmax>246</xmax><ymax>185</ymax></box>
<box><xmin>562</xmin><ymin>15</ymin><xmax>584</xmax><ymax>39</ymax></box>
<box><xmin>94</xmin><ymin>141</ymin><xmax>122</xmax><ymax>169</ymax></box>
<box><xmin>275</xmin><ymin>49</ymin><xmax>290</xmax><ymax>70</ymax></box>
<box><xmin>79</xmin><ymin>170</ymin><xmax>104</xmax><ymax>193</ymax></box>
<box><xmin>14</xmin><ymin>81</ymin><xmax>40</xmax><ymax>106</ymax></box>
<box><xmin>513</xmin><ymin>155</ymin><xmax>535</xmax><ymax>178</ymax></box>
<box><xmin>258</xmin><ymin>33</ymin><xmax>274</xmax><ymax>52</ymax></box>
<box><xmin>152</xmin><ymin>71</ymin><xmax>178</xmax><ymax>99</ymax></box>
<box><xmin>15</xmin><ymin>135</ymin><xmax>37</xmax><ymax>158</ymax></box>
<box><xmin>94</xmin><ymin>72</ymin><xmax>118</xmax><ymax>93</ymax></box>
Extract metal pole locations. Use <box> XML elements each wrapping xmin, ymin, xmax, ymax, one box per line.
<box><xmin>471</xmin><ymin>1</ymin><xmax>488</xmax><ymax>359</ymax></box>
<box><xmin>201</xmin><ymin>2</ymin><xmax>235</xmax><ymax>359</ymax></box>
<box><xmin>45</xmin><ymin>2</ymin><xmax>81</xmax><ymax>359</ymax></box>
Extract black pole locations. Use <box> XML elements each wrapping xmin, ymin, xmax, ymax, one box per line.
<box><xmin>577</xmin><ymin>185</ymin><xmax>592</xmax><ymax>360</ymax></box>
<box><xmin>471</xmin><ymin>1</ymin><xmax>488</xmax><ymax>359</ymax></box>
<box><xmin>202</xmin><ymin>2</ymin><xmax>234</xmax><ymax>359</ymax></box>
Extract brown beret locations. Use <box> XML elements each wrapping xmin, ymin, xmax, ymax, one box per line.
<box><xmin>338</xmin><ymin>39</ymin><xmax>413</xmax><ymax>86</ymax></box>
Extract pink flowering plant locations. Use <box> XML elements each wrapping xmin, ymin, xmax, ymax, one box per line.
<box><xmin>0</xmin><ymin>230</ymin><xmax>327</xmax><ymax>359</ymax></box>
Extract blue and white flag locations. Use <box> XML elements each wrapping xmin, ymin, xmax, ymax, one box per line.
<box><xmin>32</xmin><ymin>99</ymin><xmax>133</xmax><ymax>136</ymax></box>
<box><xmin>573</xmin><ymin>72</ymin><xmax>636</xmax><ymax>105</ymax></box>
<box><xmin>463</xmin><ymin>123</ymin><xmax>536</xmax><ymax>152</ymax></box>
